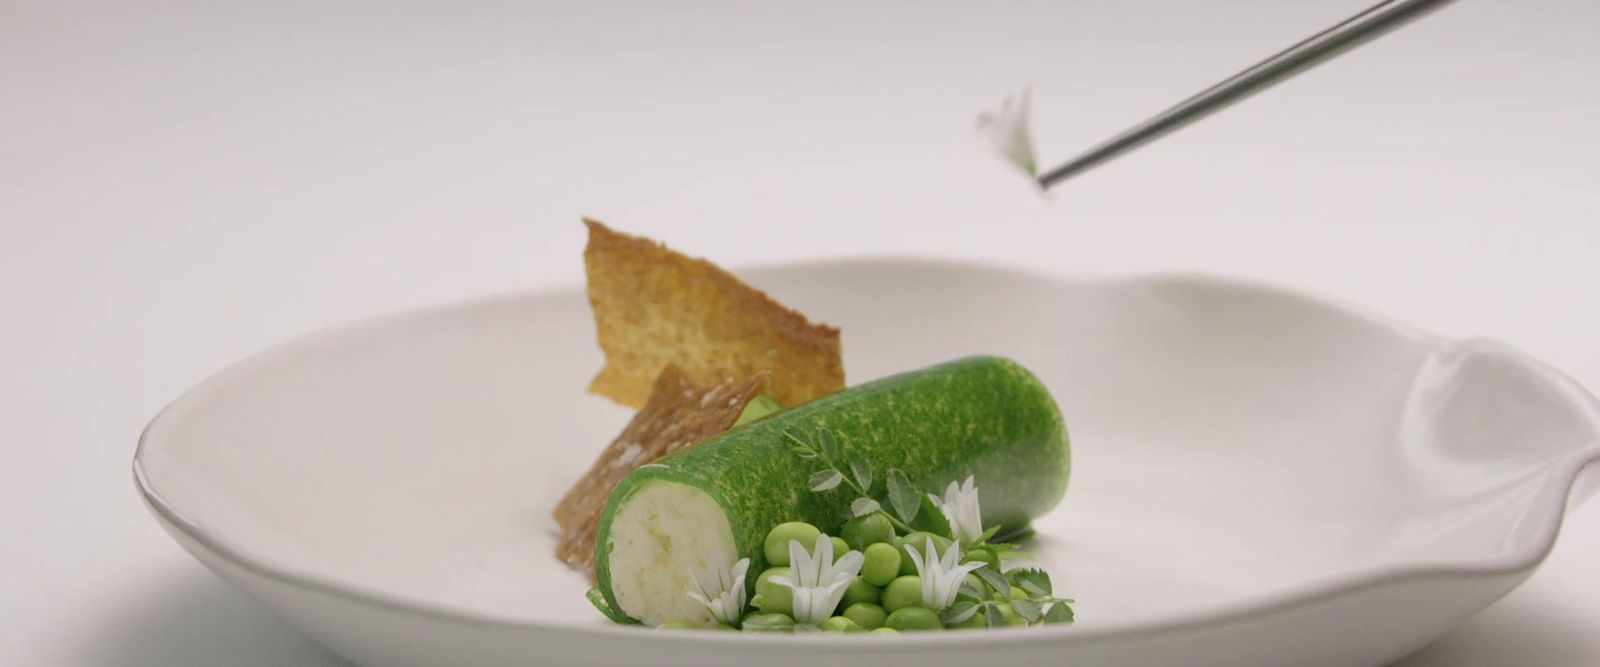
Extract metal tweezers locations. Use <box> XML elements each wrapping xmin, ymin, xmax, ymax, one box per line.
<box><xmin>1036</xmin><ymin>0</ymin><xmax>1457</xmax><ymax>189</ymax></box>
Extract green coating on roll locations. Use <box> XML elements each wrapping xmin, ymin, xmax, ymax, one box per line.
<box><xmin>594</xmin><ymin>355</ymin><xmax>1070</xmax><ymax>622</ymax></box>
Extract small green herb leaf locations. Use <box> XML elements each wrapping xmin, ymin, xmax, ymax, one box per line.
<box><xmin>974</xmin><ymin>525</ymin><xmax>1001</xmax><ymax>545</ymax></box>
<box><xmin>974</xmin><ymin>567</ymin><xmax>1010</xmax><ymax>597</ymax></box>
<box><xmin>984</xmin><ymin>604</ymin><xmax>1004</xmax><ymax>628</ymax></box>
<box><xmin>782</xmin><ymin>427</ymin><xmax>810</xmax><ymax>447</ymax></box>
<box><xmin>957</xmin><ymin>582</ymin><xmax>985</xmax><ymax>603</ymax></box>
<box><xmin>913</xmin><ymin>495</ymin><xmax>953</xmax><ymax>538</ymax></box>
<box><xmin>1044</xmin><ymin>601</ymin><xmax>1075</xmax><ymax>624</ymax></box>
<box><xmin>1010</xmin><ymin>598</ymin><xmax>1042</xmax><ymax>623</ymax></box>
<box><xmin>815</xmin><ymin>428</ymin><xmax>840</xmax><ymax>463</ymax></box>
<box><xmin>850</xmin><ymin>497</ymin><xmax>881</xmax><ymax>518</ymax></box>
<box><xmin>886</xmin><ymin>469</ymin><xmax>921</xmax><ymax>524</ymax></box>
<box><xmin>1013</xmin><ymin>569</ymin><xmax>1052</xmax><ymax>597</ymax></box>
<box><xmin>782</xmin><ymin>429</ymin><xmax>819</xmax><ymax>459</ymax></box>
<box><xmin>850</xmin><ymin>459</ymin><xmax>873</xmax><ymax>493</ymax></box>
<box><xmin>942</xmin><ymin>601</ymin><xmax>981</xmax><ymax>624</ymax></box>
<box><xmin>809</xmin><ymin>468</ymin><xmax>845</xmax><ymax>492</ymax></box>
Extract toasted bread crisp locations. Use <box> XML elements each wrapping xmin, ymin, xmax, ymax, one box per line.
<box><xmin>583</xmin><ymin>219</ymin><xmax>844</xmax><ymax>409</ymax></box>
<box><xmin>554</xmin><ymin>365</ymin><xmax>767</xmax><ymax>580</ymax></box>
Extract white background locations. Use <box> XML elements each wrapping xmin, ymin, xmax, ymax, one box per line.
<box><xmin>4</xmin><ymin>1</ymin><xmax>1597</xmax><ymax>664</ymax></box>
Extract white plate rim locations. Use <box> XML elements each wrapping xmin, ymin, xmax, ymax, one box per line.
<box><xmin>132</xmin><ymin>257</ymin><xmax>1600</xmax><ymax>646</ymax></box>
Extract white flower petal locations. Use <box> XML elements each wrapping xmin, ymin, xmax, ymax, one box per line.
<box><xmin>683</xmin><ymin>557</ymin><xmax>751</xmax><ymax>625</ymax></box>
<box><xmin>776</xmin><ymin>535</ymin><xmax>865</xmax><ymax>625</ymax></box>
<box><xmin>789</xmin><ymin>537</ymin><xmax>815</xmax><ymax>586</ymax></box>
<box><xmin>812</xmin><ymin>534</ymin><xmax>834</xmax><ymax>584</ymax></box>
<box><xmin>942</xmin><ymin>562</ymin><xmax>986</xmax><ymax>607</ymax></box>
<box><xmin>833</xmin><ymin>551</ymin><xmax>865</xmax><ymax>585</ymax></box>
<box><xmin>977</xmin><ymin>89</ymin><xmax>1039</xmax><ymax>177</ymax></box>
<box><xmin>930</xmin><ymin>474</ymin><xmax>987</xmax><ymax>545</ymax></box>
<box><xmin>905</xmin><ymin>542</ymin><xmax>925</xmax><ymax>578</ymax></box>
<box><xmin>905</xmin><ymin>539</ymin><xmax>989</xmax><ymax>610</ymax></box>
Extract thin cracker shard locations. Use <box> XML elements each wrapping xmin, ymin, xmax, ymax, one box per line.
<box><xmin>582</xmin><ymin>218</ymin><xmax>844</xmax><ymax>409</ymax></box>
<box><xmin>554</xmin><ymin>365</ymin><xmax>768</xmax><ymax>581</ymax></box>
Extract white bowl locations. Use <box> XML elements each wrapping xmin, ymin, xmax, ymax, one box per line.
<box><xmin>134</xmin><ymin>259</ymin><xmax>1600</xmax><ymax>667</ymax></box>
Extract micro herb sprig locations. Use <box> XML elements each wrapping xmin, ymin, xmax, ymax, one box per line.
<box><xmin>781</xmin><ymin>426</ymin><xmax>1077</xmax><ymax>629</ymax></box>
<box><xmin>784</xmin><ymin>426</ymin><xmax>921</xmax><ymax>534</ymax></box>
<box><xmin>941</xmin><ymin>563</ymin><xmax>1075</xmax><ymax>627</ymax></box>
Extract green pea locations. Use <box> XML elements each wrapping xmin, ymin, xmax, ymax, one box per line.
<box><xmin>764</xmin><ymin>522</ymin><xmax>822</xmax><ymax>566</ymax></box>
<box><xmin>897</xmin><ymin>532</ymin><xmax>952</xmax><ymax>576</ymax></box>
<box><xmin>962</xmin><ymin>547</ymin><xmax>1000</xmax><ymax>571</ymax></box>
<box><xmin>1009</xmin><ymin>586</ymin><xmax>1028</xmax><ymax>601</ymax></box>
<box><xmin>842</xmin><ymin>513</ymin><xmax>896</xmax><ymax>550</ymax></box>
<box><xmin>885</xmin><ymin>607</ymin><xmax>941</xmax><ymax>631</ymax></box>
<box><xmin>870</xmin><ymin>627</ymin><xmax>899</xmax><ymax>635</ymax></box>
<box><xmin>830</xmin><ymin>536</ymin><xmax>850</xmax><ymax>561</ymax></box>
<box><xmin>882</xmin><ymin>575</ymin><xmax>924</xmax><ymax>612</ymax></box>
<box><xmin>861</xmin><ymin>543</ymin><xmax>902</xmax><ymax>587</ymax></box>
<box><xmin>657</xmin><ymin>620</ymin><xmax>701</xmax><ymax>630</ymax></box>
<box><xmin>755</xmin><ymin>567</ymin><xmax>793</xmax><ymax>615</ymax></box>
<box><xmin>840</xmin><ymin>576</ymin><xmax>880</xmax><ymax>609</ymax></box>
<box><xmin>818</xmin><ymin>616</ymin><xmax>864</xmax><ymax>633</ymax></box>
<box><xmin>843</xmin><ymin>602</ymin><xmax>887</xmax><ymax>630</ymax></box>
<box><xmin>740</xmin><ymin>612</ymin><xmax>796</xmax><ymax>632</ymax></box>
<box><xmin>993</xmin><ymin>602</ymin><xmax>1027</xmax><ymax>626</ymax></box>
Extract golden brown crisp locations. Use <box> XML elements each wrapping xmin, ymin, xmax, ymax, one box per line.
<box><xmin>554</xmin><ymin>365</ymin><xmax>767</xmax><ymax>581</ymax></box>
<box><xmin>582</xmin><ymin>218</ymin><xmax>844</xmax><ymax>409</ymax></box>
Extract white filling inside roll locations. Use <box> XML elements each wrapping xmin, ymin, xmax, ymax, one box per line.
<box><xmin>605</xmin><ymin>480</ymin><xmax>738</xmax><ymax>626</ymax></box>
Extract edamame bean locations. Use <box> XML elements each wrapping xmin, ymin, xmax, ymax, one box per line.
<box><xmin>741</xmin><ymin>612</ymin><xmax>796</xmax><ymax>632</ymax></box>
<box><xmin>897</xmin><ymin>532</ymin><xmax>952</xmax><ymax>576</ymax></box>
<box><xmin>861</xmin><ymin>543</ymin><xmax>901</xmax><ymax>587</ymax></box>
<box><xmin>843</xmin><ymin>602</ymin><xmax>887</xmax><ymax>630</ymax></box>
<box><xmin>764</xmin><ymin>522</ymin><xmax>822</xmax><ymax>566</ymax></box>
<box><xmin>755</xmin><ymin>567</ymin><xmax>793</xmax><ymax>615</ymax></box>
<box><xmin>840</xmin><ymin>577</ymin><xmax>880</xmax><ymax>608</ymax></box>
<box><xmin>842</xmin><ymin>513</ymin><xmax>896</xmax><ymax>549</ymax></box>
<box><xmin>882</xmin><ymin>576</ymin><xmax>924</xmax><ymax>612</ymax></box>
<box><xmin>885</xmin><ymin>607</ymin><xmax>941</xmax><ymax>631</ymax></box>
<box><xmin>830</xmin><ymin>536</ymin><xmax>850</xmax><ymax>561</ymax></box>
<box><xmin>818</xmin><ymin>616</ymin><xmax>864</xmax><ymax>633</ymax></box>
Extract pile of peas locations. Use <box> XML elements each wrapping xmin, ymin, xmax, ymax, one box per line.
<box><xmin>660</xmin><ymin>514</ymin><xmax>1034</xmax><ymax>634</ymax></box>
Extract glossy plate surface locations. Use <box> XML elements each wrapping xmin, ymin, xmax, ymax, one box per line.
<box><xmin>135</xmin><ymin>260</ymin><xmax>1600</xmax><ymax>667</ymax></box>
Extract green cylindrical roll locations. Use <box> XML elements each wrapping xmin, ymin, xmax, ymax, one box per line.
<box><xmin>593</xmin><ymin>355</ymin><xmax>1070</xmax><ymax>626</ymax></box>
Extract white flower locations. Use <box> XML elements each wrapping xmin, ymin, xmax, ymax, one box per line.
<box><xmin>929</xmin><ymin>475</ymin><xmax>985</xmax><ymax>545</ymax></box>
<box><xmin>685</xmin><ymin>557</ymin><xmax>750</xmax><ymax>625</ymax></box>
<box><xmin>977</xmin><ymin>88</ymin><xmax>1039</xmax><ymax>177</ymax></box>
<box><xmin>772</xmin><ymin>534</ymin><xmax>864</xmax><ymax>625</ymax></box>
<box><xmin>906</xmin><ymin>540</ymin><xmax>986</xmax><ymax>611</ymax></box>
